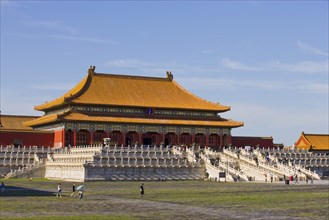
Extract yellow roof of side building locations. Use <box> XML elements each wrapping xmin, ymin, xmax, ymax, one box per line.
<box><xmin>23</xmin><ymin>111</ymin><xmax>244</xmax><ymax>128</ymax></box>
<box><xmin>295</xmin><ymin>132</ymin><xmax>329</xmax><ymax>150</ymax></box>
<box><xmin>35</xmin><ymin>70</ymin><xmax>231</xmax><ymax>112</ymax></box>
<box><xmin>0</xmin><ymin>115</ymin><xmax>39</xmax><ymax>131</ymax></box>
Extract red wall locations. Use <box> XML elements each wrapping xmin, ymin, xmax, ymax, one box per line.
<box><xmin>231</xmin><ymin>136</ymin><xmax>274</xmax><ymax>148</ymax></box>
<box><xmin>54</xmin><ymin>129</ymin><xmax>64</xmax><ymax>147</ymax></box>
<box><xmin>0</xmin><ymin>131</ymin><xmax>54</xmax><ymax>146</ymax></box>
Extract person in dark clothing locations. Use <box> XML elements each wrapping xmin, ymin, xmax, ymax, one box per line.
<box><xmin>0</xmin><ymin>181</ymin><xmax>5</xmax><ymax>193</ymax></box>
<box><xmin>71</xmin><ymin>183</ymin><xmax>76</xmax><ymax>197</ymax></box>
<box><xmin>140</xmin><ymin>183</ymin><xmax>144</xmax><ymax>197</ymax></box>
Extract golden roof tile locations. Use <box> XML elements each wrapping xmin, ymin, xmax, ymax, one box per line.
<box><xmin>35</xmin><ymin>71</ymin><xmax>230</xmax><ymax>112</ymax></box>
<box><xmin>295</xmin><ymin>132</ymin><xmax>329</xmax><ymax>150</ymax></box>
<box><xmin>303</xmin><ymin>133</ymin><xmax>329</xmax><ymax>150</ymax></box>
<box><xmin>0</xmin><ymin>115</ymin><xmax>39</xmax><ymax>130</ymax></box>
<box><xmin>23</xmin><ymin>113</ymin><xmax>62</xmax><ymax>127</ymax></box>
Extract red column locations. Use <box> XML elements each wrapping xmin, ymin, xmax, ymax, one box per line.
<box><xmin>162</xmin><ymin>133</ymin><xmax>165</xmax><ymax>144</ymax></box>
<box><xmin>73</xmin><ymin>130</ymin><xmax>77</xmax><ymax>147</ymax></box>
<box><xmin>192</xmin><ymin>134</ymin><xmax>195</xmax><ymax>144</ymax></box>
<box><xmin>206</xmin><ymin>134</ymin><xmax>209</xmax><ymax>147</ymax></box>
<box><xmin>177</xmin><ymin>133</ymin><xmax>181</xmax><ymax>145</ymax></box>
<box><xmin>123</xmin><ymin>131</ymin><xmax>126</xmax><ymax>146</ymax></box>
<box><xmin>90</xmin><ymin>131</ymin><xmax>94</xmax><ymax>146</ymax></box>
<box><xmin>138</xmin><ymin>133</ymin><xmax>142</xmax><ymax>144</ymax></box>
<box><xmin>62</xmin><ymin>129</ymin><xmax>65</xmax><ymax>148</ymax></box>
<box><xmin>220</xmin><ymin>134</ymin><xmax>223</xmax><ymax>147</ymax></box>
<box><xmin>228</xmin><ymin>135</ymin><xmax>232</xmax><ymax>146</ymax></box>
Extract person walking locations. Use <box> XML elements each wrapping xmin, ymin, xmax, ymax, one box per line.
<box><xmin>140</xmin><ymin>183</ymin><xmax>144</xmax><ymax>197</ymax></box>
<box><xmin>57</xmin><ymin>183</ymin><xmax>62</xmax><ymax>198</ymax></box>
<box><xmin>0</xmin><ymin>181</ymin><xmax>5</xmax><ymax>193</ymax></box>
<box><xmin>71</xmin><ymin>183</ymin><xmax>76</xmax><ymax>197</ymax></box>
<box><xmin>78</xmin><ymin>190</ymin><xmax>83</xmax><ymax>200</ymax></box>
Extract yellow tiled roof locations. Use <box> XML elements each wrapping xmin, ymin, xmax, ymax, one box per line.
<box><xmin>23</xmin><ymin>113</ymin><xmax>60</xmax><ymax>127</ymax></box>
<box><xmin>24</xmin><ymin>112</ymin><xmax>244</xmax><ymax>128</ymax></box>
<box><xmin>295</xmin><ymin>132</ymin><xmax>329</xmax><ymax>150</ymax></box>
<box><xmin>304</xmin><ymin>133</ymin><xmax>329</xmax><ymax>150</ymax></box>
<box><xmin>35</xmin><ymin>74</ymin><xmax>89</xmax><ymax>111</ymax></box>
<box><xmin>0</xmin><ymin>115</ymin><xmax>39</xmax><ymax>130</ymax></box>
<box><xmin>35</xmin><ymin>72</ymin><xmax>230</xmax><ymax>112</ymax></box>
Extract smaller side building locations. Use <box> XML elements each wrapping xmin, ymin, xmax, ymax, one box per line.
<box><xmin>295</xmin><ymin>132</ymin><xmax>329</xmax><ymax>153</ymax></box>
<box><xmin>0</xmin><ymin>115</ymin><xmax>53</xmax><ymax>146</ymax></box>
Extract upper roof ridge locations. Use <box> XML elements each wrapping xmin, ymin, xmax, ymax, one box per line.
<box><xmin>93</xmin><ymin>72</ymin><xmax>172</xmax><ymax>82</ymax></box>
<box><xmin>89</xmin><ymin>65</ymin><xmax>173</xmax><ymax>81</ymax></box>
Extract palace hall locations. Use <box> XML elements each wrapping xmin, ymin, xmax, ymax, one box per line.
<box><xmin>23</xmin><ymin>66</ymin><xmax>243</xmax><ymax>148</ymax></box>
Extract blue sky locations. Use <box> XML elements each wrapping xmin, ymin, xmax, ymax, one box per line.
<box><xmin>1</xmin><ymin>0</ymin><xmax>328</xmax><ymax>146</ymax></box>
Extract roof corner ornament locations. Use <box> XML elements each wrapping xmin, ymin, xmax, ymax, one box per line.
<box><xmin>88</xmin><ymin>65</ymin><xmax>96</xmax><ymax>75</ymax></box>
<box><xmin>166</xmin><ymin>71</ymin><xmax>173</xmax><ymax>80</ymax></box>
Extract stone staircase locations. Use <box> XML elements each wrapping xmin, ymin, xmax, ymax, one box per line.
<box><xmin>5</xmin><ymin>162</ymin><xmax>45</xmax><ymax>179</ymax></box>
<box><xmin>222</xmin><ymin>147</ymin><xmax>307</xmax><ymax>182</ymax></box>
<box><xmin>0</xmin><ymin>145</ymin><xmax>50</xmax><ymax>178</ymax></box>
<box><xmin>45</xmin><ymin>144</ymin><xmax>205</xmax><ymax>182</ymax></box>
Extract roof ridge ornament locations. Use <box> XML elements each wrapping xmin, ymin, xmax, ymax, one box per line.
<box><xmin>88</xmin><ymin>65</ymin><xmax>96</xmax><ymax>75</ymax></box>
<box><xmin>166</xmin><ymin>71</ymin><xmax>173</xmax><ymax>80</ymax></box>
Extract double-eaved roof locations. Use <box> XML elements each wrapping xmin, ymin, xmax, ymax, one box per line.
<box><xmin>25</xmin><ymin>69</ymin><xmax>243</xmax><ymax>129</ymax></box>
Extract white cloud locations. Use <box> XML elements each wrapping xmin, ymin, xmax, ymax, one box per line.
<box><xmin>22</xmin><ymin>20</ymin><xmax>78</xmax><ymax>35</ymax></box>
<box><xmin>104</xmin><ymin>59</ymin><xmax>221</xmax><ymax>75</ymax></box>
<box><xmin>301</xmin><ymin>83</ymin><xmax>329</xmax><ymax>94</ymax></box>
<box><xmin>14</xmin><ymin>20</ymin><xmax>115</xmax><ymax>44</ymax></box>
<box><xmin>6</xmin><ymin>32</ymin><xmax>114</xmax><ymax>44</ymax></box>
<box><xmin>269</xmin><ymin>60</ymin><xmax>329</xmax><ymax>73</ymax></box>
<box><xmin>221</xmin><ymin>58</ymin><xmax>328</xmax><ymax>74</ymax></box>
<box><xmin>297</xmin><ymin>41</ymin><xmax>328</xmax><ymax>56</ymax></box>
<box><xmin>50</xmin><ymin>34</ymin><xmax>115</xmax><ymax>44</ymax></box>
<box><xmin>176</xmin><ymin>76</ymin><xmax>328</xmax><ymax>94</ymax></box>
<box><xmin>221</xmin><ymin>58</ymin><xmax>261</xmax><ymax>71</ymax></box>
